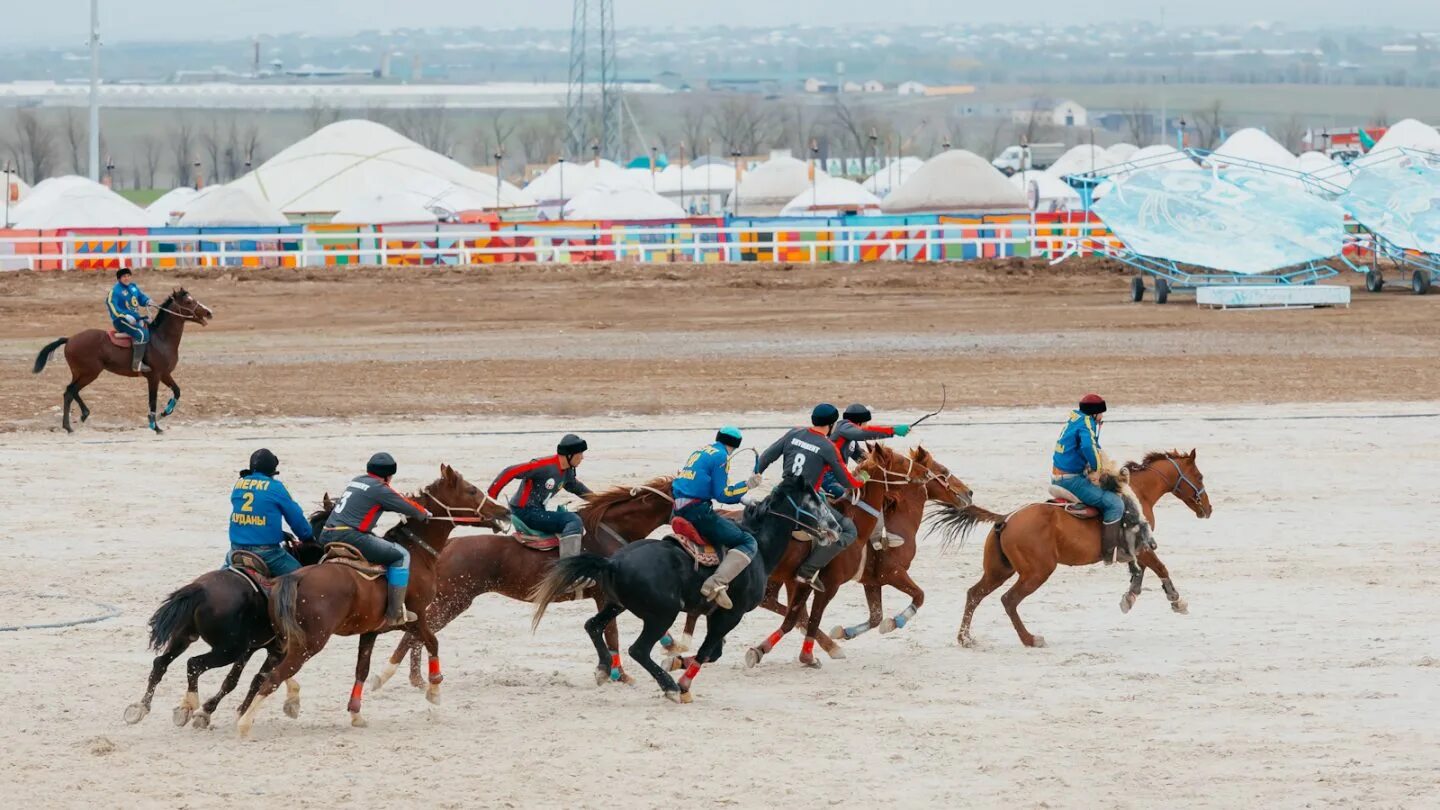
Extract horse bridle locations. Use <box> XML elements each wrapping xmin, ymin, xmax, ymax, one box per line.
<box><xmin>157</xmin><ymin>296</ymin><xmax>210</xmax><ymax>322</ymax></box>
<box><xmin>1165</xmin><ymin>457</ymin><xmax>1206</xmax><ymax>506</ymax></box>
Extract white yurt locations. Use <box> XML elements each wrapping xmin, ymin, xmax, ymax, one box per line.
<box><xmin>1296</xmin><ymin>151</ymin><xmax>1354</xmax><ymax>190</ymax></box>
<box><xmin>14</xmin><ymin>185</ymin><xmax>149</xmax><ymax>229</ymax></box>
<box><xmin>729</xmin><ymin>156</ymin><xmax>828</xmax><ymax>216</ymax></box>
<box><xmin>145</xmin><ymin>187</ymin><xmax>200</xmax><ymax>226</ymax></box>
<box><xmin>229</xmin><ymin>119</ymin><xmax>535</xmax><ymax>218</ymax></box>
<box><xmin>1209</xmin><ymin>128</ymin><xmax>1299</xmax><ymax>170</ymax></box>
<box><xmin>881</xmin><ymin>150</ymin><xmax>1027</xmax><ymax>213</ymax></box>
<box><xmin>562</xmin><ymin>185</ymin><xmax>687</xmax><ymax>221</ymax></box>
<box><xmin>1009</xmin><ymin>170</ymin><xmax>1082</xmax><ymax>211</ymax></box>
<box><xmin>331</xmin><ymin>193</ymin><xmax>441</xmax><ymax>225</ymax></box>
<box><xmin>780</xmin><ymin>176</ymin><xmax>882</xmax><ymax>216</ymax></box>
<box><xmin>1105</xmin><ymin>142</ymin><xmax>1139</xmax><ymax>162</ymax></box>
<box><xmin>11</xmin><ymin>175</ymin><xmax>113</xmax><ymax>221</ymax></box>
<box><xmin>176</xmin><ymin>186</ymin><xmax>289</xmax><ymax>227</ymax></box>
<box><xmin>862</xmin><ymin>157</ymin><xmax>925</xmax><ymax>197</ymax></box>
<box><xmin>1046</xmin><ymin>145</ymin><xmax>1117</xmax><ymax>178</ymax></box>
<box><xmin>1359</xmin><ymin>118</ymin><xmax>1440</xmax><ymax>163</ymax></box>
<box><xmin>524</xmin><ymin>162</ymin><xmax>600</xmax><ymax>205</ymax></box>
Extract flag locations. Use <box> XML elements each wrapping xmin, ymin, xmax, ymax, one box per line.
<box><xmin>1359</xmin><ymin>128</ymin><xmax>1378</xmax><ymax>151</ymax></box>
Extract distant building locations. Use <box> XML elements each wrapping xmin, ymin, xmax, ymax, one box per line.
<box><xmin>897</xmin><ymin>81</ymin><xmax>928</xmax><ymax>96</ymax></box>
<box><xmin>803</xmin><ymin>77</ymin><xmax>838</xmax><ymax>94</ymax></box>
<box><xmin>1012</xmin><ymin>99</ymin><xmax>1088</xmax><ymax>128</ymax></box>
<box><xmin>708</xmin><ymin>77</ymin><xmax>781</xmax><ymax>94</ymax></box>
<box><xmin>863</xmin><ymin>80</ymin><xmax>885</xmax><ymax>93</ymax></box>
<box><xmin>842</xmin><ymin>80</ymin><xmax>863</xmax><ymax>93</ymax></box>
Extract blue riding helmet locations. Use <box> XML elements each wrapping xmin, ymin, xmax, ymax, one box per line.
<box><xmin>716</xmin><ymin>426</ymin><xmax>743</xmax><ymax>448</ymax></box>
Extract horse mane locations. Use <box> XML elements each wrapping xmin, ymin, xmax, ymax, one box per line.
<box><xmin>148</xmin><ymin>288</ymin><xmax>187</xmax><ymax>330</ymax></box>
<box><xmin>1124</xmin><ymin>449</ymin><xmax>1194</xmax><ymax>473</ymax></box>
<box><xmin>578</xmin><ymin>476</ymin><xmax>674</xmax><ymax>530</ymax></box>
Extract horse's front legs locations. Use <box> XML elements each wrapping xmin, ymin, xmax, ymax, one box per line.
<box><xmin>1139</xmin><ymin>549</ymin><xmax>1187</xmax><ymax>614</ymax></box>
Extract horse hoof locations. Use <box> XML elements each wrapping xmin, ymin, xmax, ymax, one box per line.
<box><xmin>619</xmin><ymin>672</ymin><xmax>635</xmax><ymax>685</ymax></box>
<box><xmin>879</xmin><ymin>619</ymin><xmax>897</xmax><ymax>634</ymax></box>
<box><xmin>172</xmin><ymin>705</ymin><xmax>193</xmax><ymax>727</ymax></box>
<box><xmin>1028</xmin><ymin>635</ymin><xmax>1047</xmax><ymax>649</ymax></box>
<box><xmin>80</xmin><ymin>411</ymin><xmax>91</xmax><ymax>423</ymax></box>
<box><xmin>1172</xmin><ymin>599</ymin><xmax>1189</xmax><ymax>615</ymax></box>
<box><xmin>1121</xmin><ymin>592</ymin><xmax>1138</xmax><ymax>614</ymax></box>
<box><xmin>409</xmin><ymin>674</ymin><xmax>426</xmax><ymax>690</ymax></box>
<box><xmin>664</xmin><ymin>690</ymin><xmax>681</xmax><ymax>704</ymax></box>
<box><xmin>367</xmin><ymin>675</ymin><xmax>383</xmax><ymax>692</ymax></box>
<box><xmin>426</xmin><ymin>687</ymin><xmax>442</xmax><ymax>706</ymax></box>
<box><xmin>829</xmin><ymin>625</ymin><xmax>849</xmax><ymax>641</ymax></box>
<box><xmin>350</xmin><ymin>713</ymin><xmax>368</xmax><ymax>728</ymax></box>
<box><xmin>123</xmin><ymin>703</ymin><xmax>148</xmax><ymax>724</ymax></box>
<box><xmin>744</xmin><ymin>647</ymin><xmax>763</xmax><ymax>669</ymax></box>
<box><xmin>594</xmin><ymin>668</ymin><xmax>609</xmax><ymax>686</ymax></box>
<box><xmin>958</xmin><ymin>631</ymin><xmax>976</xmax><ymax>648</ymax></box>
<box><xmin>679</xmin><ymin>691</ymin><xmax>694</xmax><ymax>704</ymax></box>
<box><xmin>283</xmin><ymin>699</ymin><xmax>301</xmax><ymax>719</ymax></box>
<box><xmin>826</xmin><ymin>646</ymin><xmax>846</xmax><ymax>660</ymax></box>
<box><xmin>192</xmin><ymin>712</ymin><xmax>211</xmax><ymax>730</ymax></box>
<box><xmin>799</xmin><ymin>656</ymin><xmax>822</xmax><ymax>670</ymax></box>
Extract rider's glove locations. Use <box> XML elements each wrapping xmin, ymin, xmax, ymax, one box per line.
<box><xmin>893</xmin><ymin>424</ymin><xmax>911</xmax><ymax>437</ymax></box>
<box><xmin>856</xmin><ymin>470</ymin><xmax>871</xmax><ymax>484</ymax></box>
<box><xmin>746</xmin><ymin>473</ymin><xmax>762</xmax><ymax>489</ymax></box>
<box><xmin>740</xmin><ymin>491</ymin><xmax>762</xmax><ymax>506</ymax></box>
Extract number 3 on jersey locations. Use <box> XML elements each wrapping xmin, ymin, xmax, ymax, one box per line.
<box><xmin>334</xmin><ymin>491</ymin><xmax>353</xmax><ymax>514</ymax></box>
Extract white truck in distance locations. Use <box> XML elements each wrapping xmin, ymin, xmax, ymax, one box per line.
<box><xmin>992</xmin><ymin>143</ymin><xmax>1066</xmax><ymax>175</ymax></box>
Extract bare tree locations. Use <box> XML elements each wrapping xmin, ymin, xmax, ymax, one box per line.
<box><xmin>396</xmin><ymin>103</ymin><xmax>455</xmax><ymax>156</ymax></box>
<box><xmin>11</xmin><ymin>109</ymin><xmax>59</xmax><ymax>183</ymax></box>
<box><xmin>138</xmin><ymin>133</ymin><xmax>163</xmax><ymax>188</ymax></box>
<box><xmin>62</xmin><ymin>108</ymin><xmax>87</xmax><ymax>175</ymax></box>
<box><xmin>516</xmin><ymin>111</ymin><xmax>565</xmax><ymax>164</ymax></box>
<box><xmin>199</xmin><ymin>117</ymin><xmax>227</xmax><ymax>182</ymax></box>
<box><xmin>1191</xmin><ymin>100</ymin><xmax>1229</xmax><ymax>149</ymax></box>
<box><xmin>708</xmin><ymin>97</ymin><xmax>774</xmax><ymax>156</ymax></box>
<box><xmin>469</xmin><ymin>110</ymin><xmax>518</xmax><ymax>165</ymax></box>
<box><xmin>1122</xmin><ymin>100</ymin><xmax>1155</xmax><ymax>145</ymax></box>
<box><xmin>679</xmin><ymin>106</ymin><xmax>708</xmax><ymax>158</ymax></box>
<box><xmin>234</xmin><ymin>119</ymin><xmax>263</xmax><ymax>175</ymax></box>
<box><xmin>1276</xmin><ymin>114</ymin><xmax>1307</xmax><ymax>153</ymax></box>
<box><xmin>306</xmin><ymin>98</ymin><xmax>341</xmax><ymax>133</ymax></box>
<box><xmin>167</xmin><ymin>113</ymin><xmax>195</xmax><ymax>187</ymax></box>
<box><xmin>1021</xmin><ymin>95</ymin><xmax>1050</xmax><ymax>144</ymax></box>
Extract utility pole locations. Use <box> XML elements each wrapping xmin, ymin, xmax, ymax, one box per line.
<box><xmin>88</xmin><ymin>0</ymin><xmax>101</xmax><ymax>182</ymax></box>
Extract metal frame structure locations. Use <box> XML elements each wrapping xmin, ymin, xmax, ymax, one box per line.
<box><xmin>1330</xmin><ymin>146</ymin><xmax>1440</xmax><ymax>296</ymax></box>
<box><xmin>564</xmin><ymin>0</ymin><xmax>622</xmax><ymax>161</ymax></box>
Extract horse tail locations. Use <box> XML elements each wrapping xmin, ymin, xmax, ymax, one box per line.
<box><xmin>32</xmin><ymin>338</ymin><xmax>67</xmax><ymax>374</ymax></box>
<box><xmin>270</xmin><ymin>573</ymin><xmax>306</xmax><ymax>657</ymax></box>
<box><xmin>926</xmin><ymin>502</ymin><xmax>1007</xmax><ymax>551</ymax></box>
<box><xmin>530</xmin><ymin>553</ymin><xmax>615</xmax><ymax>631</ymax></box>
<box><xmin>147</xmin><ymin>582</ymin><xmax>204</xmax><ymax>652</ymax></box>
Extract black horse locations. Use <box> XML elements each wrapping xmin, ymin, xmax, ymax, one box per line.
<box><xmin>531</xmin><ymin>475</ymin><xmax>839</xmax><ymax>703</ymax></box>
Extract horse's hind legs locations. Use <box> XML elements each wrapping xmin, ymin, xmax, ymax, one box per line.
<box><xmin>176</xmin><ymin>647</ymin><xmax>240</xmax><ymax>726</ymax></box>
<box><xmin>193</xmin><ymin>653</ymin><xmax>252</xmax><ymax>729</ymax></box>
<box><xmin>584</xmin><ymin>603</ymin><xmax>627</xmax><ymax>685</ymax></box>
<box><xmin>123</xmin><ymin>636</ymin><xmax>190</xmax><ymax>724</ymax></box>
<box><xmin>1000</xmin><ymin>568</ymin><xmax>1054</xmax><ymax>648</ymax></box>
<box><xmin>627</xmin><ymin>616</ymin><xmax>681</xmax><ymax>700</ymax></box>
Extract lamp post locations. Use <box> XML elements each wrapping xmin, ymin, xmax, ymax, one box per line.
<box><xmin>558</xmin><ymin>156</ymin><xmax>566</xmax><ymax>207</ymax></box>
<box><xmin>192</xmin><ymin>160</ymin><xmax>202</xmax><ymax>190</ymax></box>
<box><xmin>678</xmin><ymin>140</ymin><xmax>686</xmax><ymax>214</ymax></box>
<box><xmin>493</xmin><ymin>150</ymin><xmax>504</xmax><ymax>210</ymax></box>
<box><xmin>730</xmin><ymin>148</ymin><xmax>742</xmax><ymax>214</ymax></box>
<box><xmin>809</xmin><ymin>139</ymin><xmax>819</xmax><ymax>209</ymax></box>
<box><xmin>591</xmin><ymin>141</ymin><xmax>600</xmax><ymax>168</ymax></box>
<box><xmin>3</xmin><ymin>159</ymin><xmax>12</xmax><ymax>228</ymax></box>
<box><xmin>88</xmin><ymin>0</ymin><xmax>101</xmax><ymax>182</ymax></box>
<box><xmin>650</xmin><ymin>145</ymin><xmax>658</xmax><ymax>190</ymax></box>
<box><xmin>868</xmin><ymin>128</ymin><xmax>878</xmax><ymax>190</ymax></box>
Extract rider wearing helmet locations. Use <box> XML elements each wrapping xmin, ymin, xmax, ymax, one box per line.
<box><xmin>227</xmin><ymin>448</ymin><xmax>313</xmax><ymax>576</ymax></box>
<box><xmin>1053</xmin><ymin>394</ymin><xmax>1130</xmax><ymax>564</ymax></box>
<box><xmin>827</xmin><ymin>403</ymin><xmax>913</xmax><ymax>548</ymax></box>
<box><xmin>673</xmin><ymin>426</ymin><xmax>764</xmax><ymax>609</ymax></box>
<box><xmin>108</xmin><ymin>268</ymin><xmax>152</xmax><ymax>373</ymax></box>
<box><xmin>323</xmin><ymin>452</ymin><xmax>433</xmax><ymax>626</ymax></box>
<box><xmin>488</xmin><ymin>434</ymin><xmax>593</xmax><ymax>559</ymax></box>
<box><xmin>754</xmin><ymin>404</ymin><xmax>864</xmax><ymax>592</ymax></box>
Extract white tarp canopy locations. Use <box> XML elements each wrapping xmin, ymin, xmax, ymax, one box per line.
<box><xmin>523</xmin><ymin>162</ymin><xmax>600</xmax><ymax>204</ymax></box>
<box><xmin>1047</xmin><ymin>145</ymin><xmax>1118</xmax><ymax>178</ymax></box>
<box><xmin>780</xmin><ymin>176</ymin><xmax>882</xmax><ymax>216</ymax></box>
<box><xmin>1365</xmin><ymin>118</ymin><xmax>1440</xmax><ymax>156</ymax></box>
<box><xmin>1210</xmin><ymin>128</ymin><xmax>1299</xmax><ymax>170</ymax></box>
<box><xmin>11</xmin><ymin>175</ymin><xmax>112</xmax><ymax>221</ymax></box>
<box><xmin>562</xmin><ymin>184</ymin><xmax>686</xmax><ymax>220</ymax></box>
<box><xmin>729</xmin><ymin>156</ymin><xmax>828</xmax><ymax>216</ymax></box>
<box><xmin>1010</xmin><ymin>170</ymin><xmax>1082</xmax><ymax>210</ymax></box>
<box><xmin>177</xmin><ymin>185</ymin><xmax>289</xmax><ymax>227</ymax></box>
<box><xmin>331</xmin><ymin>192</ymin><xmax>441</xmax><ymax>224</ymax></box>
<box><xmin>145</xmin><ymin>187</ymin><xmax>199</xmax><ymax>226</ymax></box>
<box><xmin>881</xmin><ymin>150</ymin><xmax>1026</xmax><ymax>213</ymax></box>
<box><xmin>13</xmin><ymin>183</ymin><xmax>149</xmax><ymax>229</ymax></box>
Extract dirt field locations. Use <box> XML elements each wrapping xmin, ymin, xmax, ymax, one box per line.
<box><xmin>2</xmin><ymin>263</ymin><xmax>1438</xmax><ymax>808</ymax></box>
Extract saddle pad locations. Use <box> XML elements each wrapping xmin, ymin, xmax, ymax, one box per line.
<box><xmin>1045</xmin><ymin>499</ymin><xmax>1100</xmax><ymax>519</ymax></box>
<box><xmin>227</xmin><ymin>549</ymin><xmax>272</xmax><ymax>579</ymax></box>
<box><xmin>512</xmin><ymin>534</ymin><xmax>560</xmax><ymax>551</ymax></box>
<box><xmin>321</xmin><ymin>542</ymin><xmax>387</xmax><ymax>579</ymax></box>
<box><xmin>107</xmin><ymin>330</ymin><xmax>133</xmax><ymax>348</ymax></box>
<box><xmin>665</xmin><ymin>518</ymin><xmax>719</xmax><ymax>567</ymax></box>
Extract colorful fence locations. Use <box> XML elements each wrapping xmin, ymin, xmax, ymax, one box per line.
<box><xmin>0</xmin><ymin>213</ymin><xmax>1114</xmax><ymax>271</ymax></box>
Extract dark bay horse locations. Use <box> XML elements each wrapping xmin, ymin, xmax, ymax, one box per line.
<box><xmin>369</xmin><ymin>477</ymin><xmax>676</xmax><ymax>691</ymax></box>
<box><xmin>531</xmin><ymin>475</ymin><xmax>839</xmax><ymax>703</ymax></box>
<box><xmin>956</xmin><ymin>450</ymin><xmax>1212</xmax><ymax>648</ymax></box>
<box><xmin>235</xmin><ymin>465</ymin><xmax>498</xmax><ymax>739</ymax></box>
<box><xmin>32</xmin><ymin>288</ymin><xmax>212</xmax><ymax>433</ymax></box>
<box><xmin>741</xmin><ymin>444</ymin><xmax>979</xmax><ymax>668</ymax></box>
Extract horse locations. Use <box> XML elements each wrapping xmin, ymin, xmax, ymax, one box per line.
<box><xmin>955</xmin><ymin>450</ymin><xmax>1212</xmax><ymax>648</ymax></box>
<box><xmin>125</xmin><ymin>541</ymin><xmax>325</xmax><ymax>730</ymax></box>
<box><xmin>32</xmin><ymin>288</ymin><xmax>212</xmax><ymax>433</ymax></box>
<box><xmin>740</xmin><ymin>444</ymin><xmax>979</xmax><ymax>669</ymax></box>
<box><xmin>234</xmin><ymin>465</ymin><xmax>497</xmax><ymax>739</ymax></box>
<box><xmin>530</xmin><ymin>474</ymin><xmax>839</xmax><ymax>703</ymax></box>
<box><xmin>369</xmin><ymin>477</ymin><xmax>677</xmax><ymax>692</ymax></box>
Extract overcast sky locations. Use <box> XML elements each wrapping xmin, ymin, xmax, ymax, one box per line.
<box><xmin>8</xmin><ymin>1</ymin><xmax>1438</xmax><ymax>46</ymax></box>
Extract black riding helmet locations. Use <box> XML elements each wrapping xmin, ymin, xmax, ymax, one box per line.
<box><xmin>367</xmin><ymin>451</ymin><xmax>398</xmax><ymax>479</ymax></box>
<box><xmin>843</xmin><ymin>403</ymin><xmax>872</xmax><ymax>423</ymax></box>
<box><xmin>811</xmin><ymin>403</ymin><xmax>840</xmax><ymax>427</ymax></box>
<box><xmin>557</xmin><ymin>434</ymin><xmax>588</xmax><ymax>459</ymax></box>
<box><xmin>243</xmin><ymin>448</ymin><xmax>280</xmax><ymax>477</ymax></box>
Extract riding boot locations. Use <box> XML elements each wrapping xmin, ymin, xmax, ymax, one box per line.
<box><xmin>560</xmin><ymin>533</ymin><xmax>589</xmax><ymax>597</ymax></box>
<box><xmin>130</xmin><ymin>342</ymin><xmax>150</xmax><ymax>373</ymax></box>
<box><xmin>1100</xmin><ymin>520</ymin><xmax>1131</xmax><ymax>566</ymax></box>
<box><xmin>385</xmin><ymin>583</ymin><xmax>417</xmax><ymax>627</ymax></box>
<box><xmin>700</xmin><ymin>550</ymin><xmax>751</xmax><ymax>610</ymax></box>
<box><xmin>796</xmin><ymin>541</ymin><xmax>845</xmax><ymax>593</ymax></box>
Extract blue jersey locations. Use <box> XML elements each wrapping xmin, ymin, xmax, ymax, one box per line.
<box><xmin>229</xmin><ymin>473</ymin><xmax>313</xmax><ymax>546</ymax></box>
<box><xmin>108</xmin><ymin>282</ymin><xmax>151</xmax><ymax>323</ymax></box>
<box><xmin>1052</xmin><ymin>410</ymin><xmax>1102</xmax><ymax>475</ymax></box>
<box><xmin>673</xmin><ymin>442</ymin><xmax>749</xmax><ymax>505</ymax></box>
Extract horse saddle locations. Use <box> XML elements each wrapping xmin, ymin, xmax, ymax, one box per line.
<box><xmin>664</xmin><ymin>517</ymin><xmax>720</xmax><ymax>567</ymax></box>
<box><xmin>107</xmin><ymin>330</ymin><xmax>134</xmax><ymax>348</ymax></box>
<box><xmin>226</xmin><ymin>549</ymin><xmax>274</xmax><ymax>592</ymax></box>
<box><xmin>321</xmin><ymin>542</ymin><xmax>387</xmax><ymax>579</ymax></box>
<box><xmin>1046</xmin><ymin>485</ymin><xmax>1100</xmax><ymax>519</ymax></box>
<box><xmin>507</xmin><ymin>514</ymin><xmax>561</xmax><ymax>551</ymax></box>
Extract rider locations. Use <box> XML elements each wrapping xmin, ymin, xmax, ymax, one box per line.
<box><xmin>828</xmin><ymin>403</ymin><xmax>912</xmax><ymax>548</ymax></box>
<box><xmin>754</xmin><ymin>404</ymin><xmax>865</xmax><ymax>592</ymax></box>
<box><xmin>1052</xmin><ymin>394</ymin><xmax>1130</xmax><ymax>564</ymax></box>
<box><xmin>227</xmin><ymin>448</ymin><xmax>313</xmax><ymax>576</ymax></box>
<box><xmin>322</xmin><ymin>452</ymin><xmax>433</xmax><ymax>626</ymax></box>
<box><xmin>673</xmin><ymin>426</ymin><xmax>764</xmax><ymax>610</ymax></box>
<box><xmin>488</xmin><ymin>434</ymin><xmax>593</xmax><ymax>559</ymax></box>
<box><xmin>108</xmin><ymin>268</ymin><xmax>152</xmax><ymax>373</ymax></box>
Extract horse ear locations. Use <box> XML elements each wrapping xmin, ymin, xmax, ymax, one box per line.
<box><xmin>323</xmin><ymin>492</ymin><xmax>333</xmax><ymax>509</ymax></box>
<box><xmin>441</xmin><ymin>463</ymin><xmax>455</xmax><ymax>481</ymax></box>
<box><xmin>1190</xmin><ymin>448</ymin><xmax>1197</xmax><ymax>459</ymax></box>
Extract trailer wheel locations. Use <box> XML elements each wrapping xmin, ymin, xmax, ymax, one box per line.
<box><xmin>1155</xmin><ymin>278</ymin><xmax>1171</xmax><ymax>305</ymax></box>
<box><xmin>1130</xmin><ymin>276</ymin><xmax>1146</xmax><ymax>302</ymax></box>
<box><xmin>1365</xmin><ymin>269</ymin><xmax>1384</xmax><ymax>293</ymax></box>
<box><xmin>1413</xmin><ymin>269</ymin><xmax>1431</xmax><ymax>296</ymax></box>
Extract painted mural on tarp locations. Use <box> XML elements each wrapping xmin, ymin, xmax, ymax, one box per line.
<box><xmin>1340</xmin><ymin>163</ymin><xmax>1440</xmax><ymax>255</ymax></box>
<box><xmin>1095</xmin><ymin>171</ymin><xmax>1345</xmax><ymax>274</ymax></box>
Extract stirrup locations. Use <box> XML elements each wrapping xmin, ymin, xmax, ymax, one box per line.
<box><xmin>795</xmin><ymin>572</ymin><xmax>825</xmax><ymax>594</ymax></box>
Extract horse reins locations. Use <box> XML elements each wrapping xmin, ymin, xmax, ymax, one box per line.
<box><xmin>1164</xmin><ymin>457</ymin><xmax>1206</xmax><ymax>506</ymax></box>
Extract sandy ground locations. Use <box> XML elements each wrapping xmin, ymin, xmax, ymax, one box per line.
<box><xmin>5</xmin><ymin>261</ymin><xmax>1440</xmax><ymax>432</ymax></box>
<box><xmin>4</xmin><ymin>404</ymin><xmax>1438</xmax><ymax>808</ymax></box>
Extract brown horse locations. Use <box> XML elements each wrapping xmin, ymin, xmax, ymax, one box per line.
<box><xmin>369</xmin><ymin>477</ymin><xmax>676</xmax><ymax>691</ymax></box>
<box><xmin>32</xmin><ymin>288</ymin><xmax>212</xmax><ymax>433</ymax></box>
<box><xmin>739</xmin><ymin>444</ymin><xmax>978</xmax><ymax>669</ymax></box>
<box><xmin>956</xmin><ymin>450</ymin><xmax>1212</xmax><ymax>648</ymax></box>
<box><xmin>235</xmin><ymin>464</ymin><xmax>502</xmax><ymax>739</ymax></box>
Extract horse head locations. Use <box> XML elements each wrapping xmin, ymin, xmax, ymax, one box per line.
<box><xmin>908</xmin><ymin>445</ymin><xmax>975</xmax><ymax>508</ymax></box>
<box><xmin>160</xmin><ymin>288</ymin><xmax>213</xmax><ymax>327</ymax></box>
<box><xmin>1168</xmin><ymin>450</ymin><xmax>1212</xmax><ymax>518</ymax></box>
<box><xmin>422</xmin><ymin>464</ymin><xmax>509</xmax><ymax>530</ymax></box>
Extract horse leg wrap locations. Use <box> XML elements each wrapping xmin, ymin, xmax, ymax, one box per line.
<box><xmin>608</xmin><ymin>651</ymin><xmax>622</xmax><ymax>682</ymax></box>
<box><xmin>348</xmin><ymin>681</ymin><xmax>364</xmax><ymax>714</ymax></box>
<box><xmin>678</xmin><ymin>661</ymin><xmax>701</xmax><ymax>691</ymax></box>
<box><xmin>891</xmin><ymin>604</ymin><xmax>917</xmax><ymax>630</ymax></box>
<box><xmin>762</xmin><ymin>630</ymin><xmax>783</xmax><ymax>653</ymax></box>
<box><xmin>801</xmin><ymin>638</ymin><xmax>816</xmax><ymax>659</ymax></box>
<box><xmin>843</xmin><ymin>621</ymin><xmax>873</xmax><ymax>640</ymax></box>
<box><xmin>660</xmin><ymin>634</ymin><xmax>675</xmax><ymax>649</ymax></box>
<box><xmin>428</xmin><ymin>656</ymin><xmax>443</xmax><ymax>685</ymax></box>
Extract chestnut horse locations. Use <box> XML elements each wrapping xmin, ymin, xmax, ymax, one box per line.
<box><xmin>32</xmin><ymin>288</ymin><xmax>212</xmax><ymax>433</ymax></box>
<box><xmin>956</xmin><ymin>450</ymin><xmax>1212</xmax><ymax>648</ymax></box>
<box><xmin>235</xmin><ymin>465</ymin><xmax>502</xmax><ymax>738</ymax></box>
<box><xmin>740</xmin><ymin>444</ymin><xmax>978</xmax><ymax>669</ymax></box>
<box><xmin>369</xmin><ymin>477</ymin><xmax>676</xmax><ymax>691</ymax></box>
